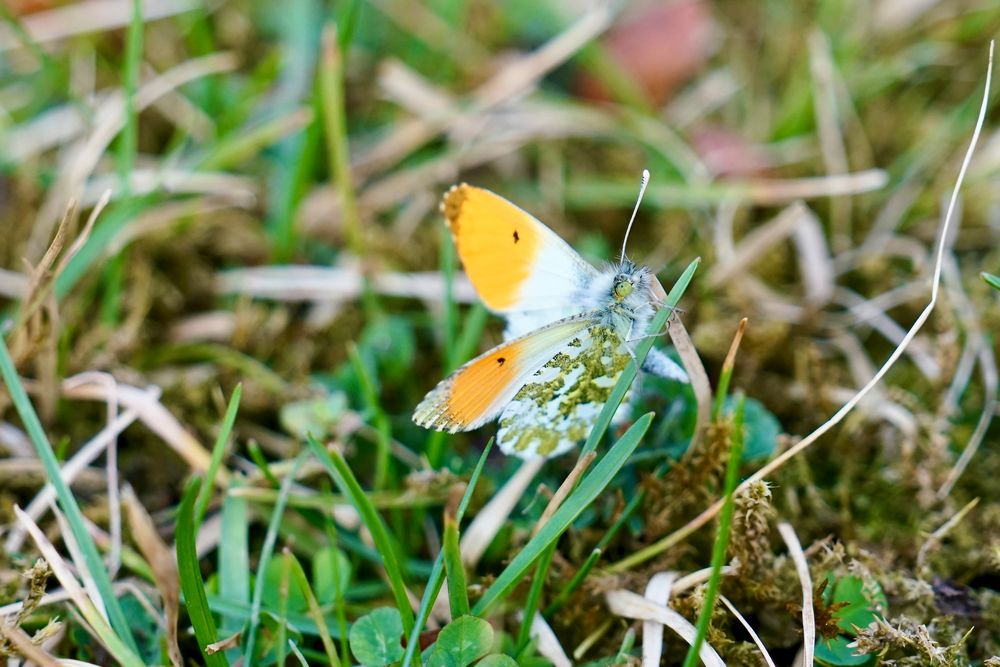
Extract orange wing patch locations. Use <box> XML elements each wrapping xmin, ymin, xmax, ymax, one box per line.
<box><xmin>417</xmin><ymin>343</ymin><xmax>527</xmax><ymax>432</ymax></box>
<box><xmin>443</xmin><ymin>185</ymin><xmax>543</xmax><ymax>311</ymax></box>
<box><xmin>413</xmin><ymin>314</ymin><xmax>595</xmax><ymax>433</ymax></box>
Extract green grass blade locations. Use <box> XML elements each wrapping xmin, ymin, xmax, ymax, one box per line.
<box><xmin>348</xmin><ymin>344</ymin><xmax>393</xmax><ymax>490</ymax></box>
<box><xmin>305</xmin><ymin>438</ymin><xmax>416</xmax><ymax>635</ymax></box>
<box><xmin>0</xmin><ymin>336</ymin><xmax>140</xmax><ymax>653</ymax></box>
<box><xmin>116</xmin><ymin>0</ymin><xmax>142</xmax><ymax>196</ymax></box>
<box><xmin>516</xmin><ymin>543</ymin><xmax>555</xmax><ymax>652</ymax></box>
<box><xmin>195</xmin><ymin>383</ymin><xmax>242</xmax><ymax>526</ymax></box>
<box><xmin>319</xmin><ymin>21</ymin><xmax>361</xmax><ymax>255</ymax></box>
<box><xmin>580</xmin><ymin>258</ymin><xmax>700</xmax><ymax>458</ymax></box>
<box><xmin>443</xmin><ymin>514</ymin><xmax>470</xmax><ymax>618</ymax></box>
<box><xmin>983</xmin><ymin>271</ymin><xmax>1000</xmax><ymax>291</ymax></box>
<box><xmin>400</xmin><ymin>437</ymin><xmax>494</xmax><ymax>667</ymax></box>
<box><xmin>176</xmin><ymin>477</ymin><xmax>230</xmax><ymax>667</ymax></box>
<box><xmin>681</xmin><ymin>395</ymin><xmax>746</xmax><ymax>667</ymax></box>
<box><xmin>243</xmin><ymin>451</ymin><xmax>306</xmax><ymax>665</ymax></box>
<box><xmin>287</xmin><ymin>551</ymin><xmax>341</xmax><ymax>666</ymax></box>
<box><xmin>217</xmin><ymin>484</ymin><xmax>249</xmax><ymax>664</ymax></box>
<box><xmin>472</xmin><ymin>413</ymin><xmax>654</xmax><ymax>616</ymax></box>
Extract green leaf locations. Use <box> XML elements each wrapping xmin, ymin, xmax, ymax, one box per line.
<box><xmin>831</xmin><ymin>576</ymin><xmax>887</xmax><ymax>634</ymax></box>
<box><xmin>312</xmin><ymin>546</ymin><xmax>351</xmax><ymax>606</ymax></box>
<box><xmin>443</xmin><ymin>516</ymin><xmax>470</xmax><ymax>618</ymax></box>
<box><xmin>306</xmin><ymin>438</ymin><xmax>415</xmax><ymax>635</ymax></box>
<box><xmin>349</xmin><ymin>607</ymin><xmax>405</xmax><ymax>667</ymax></box>
<box><xmin>0</xmin><ymin>336</ymin><xmax>142</xmax><ymax>660</ymax></box>
<box><xmin>401</xmin><ymin>439</ymin><xmax>495</xmax><ymax>667</ymax></box>
<box><xmin>983</xmin><ymin>271</ymin><xmax>1000</xmax><ymax>291</ymax></box>
<box><xmin>176</xmin><ymin>478</ymin><xmax>231</xmax><ymax>667</ymax></box>
<box><xmin>472</xmin><ymin>413</ymin><xmax>654</xmax><ymax>615</ymax></box>
<box><xmin>725</xmin><ymin>396</ymin><xmax>781</xmax><ymax>461</ymax></box>
<box><xmin>815</xmin><ymin>635</ymin><xmax>874</xmax><ymax>666</ymax></box>
<box><xmin>280</xmin><ymin>391</ymin><xmax>348</xmax><ymax>440</ymax></box>
<box><xmin>261</xmin><ymin>555</ymin><xmax>308</xmax><ymax>613</ymax></box>
<box><xmin>476</xmin><ymin>655</ymin><xmax>519</xmax><ymax>667</ymax></box>
<box><xmin>431</xmin><ymin>616</ymin><xmax>493</xmax><ymax>667</ymax></box>
<box><xmin>426</xmin><ymin>649</ymin><xmax>460</xmax><ymax>667</ymax></box>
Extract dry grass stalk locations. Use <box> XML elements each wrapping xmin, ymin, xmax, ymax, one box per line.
<box><xmin>532</xmin><ymin>451</ymin><xmax>596</xmax><ymax>538</ymax></box>
<box><xmin>5</xmin><ymin>402</ymin><xmax>147</xmax><ymax>553</ymax></box>
<box><xmin>605</xmin><ymin>589</ymin><xmax>725</xmax><ymax>667</ymax></box>
<box><xmin>216</xmin><ymin>265</ymin><xmax>478</xmax><ymax>305</ymax></box>
<box><xmin>720</xmin><ymin>595</ymin><xmax>777</xmax><ymax>667</ymax></box>
<box><xmin>0</xmin><ymin>0</ymin><xmax>198</xmax><ymax>52</ymax></box>
<box><xmin>122</xmin><ymin>486</ymin><xmax>182</xmax><ymax>667</ymax></box>
<box><xmin>641</xmin><ymin>571</ymin><xmax>677</xmax><ymax>667</ymax></box>
<box><xmin>915</xmin><ymin>497</ymin><xmax>980</xmax><ymax>570</ymax></box>
<box><xmin>460</xmin><ymin>458</ymin><xmax>545</xmax><ymax>568</ymax></box>
<box><xmin>27</xmin><ymin>53</ymin><xmax>238</xmax><ymax>261</ymax></box>
<box><xmin>62</xmin><ymin>376</ymin><xmax>216</xmax><ymax>477</ymax></box>
<box><xmin>708</xmin><ymin>202</ymin><xmax>811</xmax><ymax>288</ymax></box>
<box><xmin>809</xmin><ymin>30</ymin><xmax>853</xmax><ymax>254</ymax></box>
<box><xmin>522</xmin><ymin>611</ymin><xmax>572</xmax><ymax>667</ymax></box>
<box><xmin>938</xmin><ymin>253</ymin><xmax>998</xmax><ymax>497</ymax></box>
<box><xmin>779</xmin><ymin>522</ymin><xmax>815</xmax><ymax>667</ymax></box>
<box><xmin>669</xmin><ymin>317</ymin><xmax>712</xmax><ymax>457</ymax></box>
<box><xmin>0</xmin><ymin>622</ymin><xmax>61</xmax><ymax>667</ymax></box>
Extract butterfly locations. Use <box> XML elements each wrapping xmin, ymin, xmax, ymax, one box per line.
<box><xmin>413</xmin><ymin>171</ymin><xmax>689</xmax><ymax>459</ymax></box>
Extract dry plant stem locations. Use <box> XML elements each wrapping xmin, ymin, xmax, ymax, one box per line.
<box><xmin>13</xmin><ymin>508</ymin><xmax>120</xmax><ymax>653</ymax></box>
<box><xmin>122</xmin><ymin>487</ymin><xmax>182</xmax><ymax>667</ymax></box>
<box><xmin>707</xmin><ymin>203</ymin><xmax>810</xmax><ymax>288</ymax></box>
<box><xmin>720</xmin><ymin>319</ymin><xmax>748</xmax><ymax>381</ymax></box>
<box><xmin>609</xmin><ymin>41</ymin><xmax>994</xmax><ymax>572</ymax></box>
<box><xmin>938</xmin><ymin>252</ymin><xmax>998</xmax><ymax>497</ymax></box>
<box><xmin>642</xmin><ymin>572</ymin><xmax>677</xmax><ymax>667</ymax></box>
<box><xmin>522</xmin><ymin>612</ymin><xmax>572</xmax><ymax>667</ymax></box>
<box><xmin>605</xmin><ymin>589</ymin><xmax>725</xmax><ymax>667</ymax></box>
<box><xmin>532</xmin><ymin>451</ymin><xmax>595</xmax><ymax>538</ymax></box>
<box><xmin>27</xmin><ymin>52</ymin><xmax>237</xmax><ymax>261</ymax></box>
<box><xmin>0</xmin><ymin>623</ymin><xmax>61</xmax><ymax>667</ymax></box>
<box><xmin>720</xmin><ymin>595</ymin><xmax>777</xmax><ymax>667</ymax></box>
<box><xmin>459</xmin><ymin>458</ymin><xmax>544</xmax><ymax>568</ymax></box>
<box><xmin>352</xmin><ymin>4</ymin><xmax>613</xmax><ymax>177</ymax></box>
<box><xmin>916</xmin><ymin>497</ymin><xmax>980</xmax><ymax>570</ymax></box>
<box><xmin>669</xmin><ymin>318</ymin><xmax>711</xmax><ymax>457</ymax></box>
<box><xmin>4</xmin><ymin>402</ymin><xmax>149</xmax><ymax>554</ymax></box>
<box><xmin>61</xmin><ymin>377</ymin><xmax>215</xmax><ymax>476</ymax></box>
<box><xmin>778</xmin><ymin>522</ymin><xmax>815</xmax><ymax>667</ymax></box>
<box><xmin>217</xmin><ymin>265</ymin><xmax>478</xmax><ymax>305</ymax></box>
<box><xmin>809</xmin><ymin>30</ymin><xmax>852</xmax><ymax>254</ymax></box>
<box><xmin>0</xmin><ymin>0</ymin><xmax>198</xmax><ymax>51</ymax></box>
<box><xmin>574</xmin><ymin>619</ymin><xmax>613</xmax><ymax>661</ymax></box>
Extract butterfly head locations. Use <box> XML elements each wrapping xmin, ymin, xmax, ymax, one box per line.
<box><xmin>610</xmin><ymin>259</ymin><xmax>654</xmax><ymax>302</ymax></box>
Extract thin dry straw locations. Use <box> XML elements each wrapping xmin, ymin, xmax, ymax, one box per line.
<box><xmin>610</xmin><ymin>39</ymin><xmax>996</xmax><ymax>572</ymax></box>
<box><xmin>779</xmin><ymin>522</ymin><xmax>815</xmax><ymax>667</ymax></box>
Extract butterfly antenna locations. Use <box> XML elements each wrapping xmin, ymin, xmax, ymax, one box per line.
<box><xmin>621</xmin><ymin>168</ymin><xmax>650</xmax><ymax>262</ymax></box>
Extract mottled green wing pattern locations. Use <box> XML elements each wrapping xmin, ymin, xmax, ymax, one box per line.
<box><xmin>496</xmin><ymin>326</ymin><xmax>631</xmax><ymax>458</ymax></box>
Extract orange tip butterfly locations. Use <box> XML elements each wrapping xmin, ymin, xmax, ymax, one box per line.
<box><xmin>413</xmin><ymin>170</ymin><xmax>689</xmax><ymax>459</ymax></box>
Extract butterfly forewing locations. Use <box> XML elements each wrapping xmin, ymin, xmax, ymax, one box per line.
<box><xmin>497</xmin><ymin>325</ymin><xmax>632</xmax><ymax>458</ymax></box>
<box><xmin>412</xmin><ymin>314</ymin><xmax>596</xmax><ymax>433</ymax></box>
<box><xmin>444</xmin><ymin>185</ymin><xmax>598</xmax><ymax>313</ymax></box>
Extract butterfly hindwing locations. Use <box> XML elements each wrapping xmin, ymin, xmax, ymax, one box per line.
<box><xmin>497</xmin><ymin>325</ymin><xmax>632</xmax><ymax>458</ymax></box>
<box><xmin>444</xmin><ymin>184</ymin><xmax>598</xmax><ymax>313</ymax></box>
<box><xmin>412</xmin><ymin>314</ymin><xmax>596</xmax><ymax>433</ymax></box>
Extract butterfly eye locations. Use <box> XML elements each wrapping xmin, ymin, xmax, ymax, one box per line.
<box><xmin>613</xmin><ymin>280</ymin><xmax>633</xmax><ymax>300</ymax></box>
